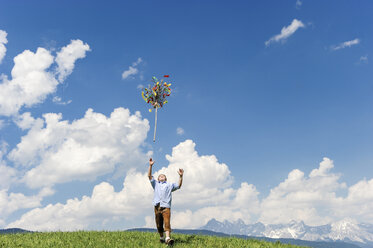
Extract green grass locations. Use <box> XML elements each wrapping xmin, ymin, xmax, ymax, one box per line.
<box><xmin>0</xmin><ymin>231</ymin><xmax>307</xmax><ymax>248</ymax></box>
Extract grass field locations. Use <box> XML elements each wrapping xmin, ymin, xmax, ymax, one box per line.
<box><xmin>0</xmin><ymin>231</ymin><xmax>307</xmax><ymax>248</ymax></box>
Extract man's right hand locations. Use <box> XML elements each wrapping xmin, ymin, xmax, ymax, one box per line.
<box><xmin>149</xmin><ymin>158</ymin><xmax>155</xmax><ymax>166</ymax></box>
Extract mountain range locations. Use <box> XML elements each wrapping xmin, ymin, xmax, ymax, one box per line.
<box><xmin>0</xmin><ymin>228</ymin><xmax>31</xmax><ymax>234</ymax></box>
<box><xmin>129</xmin><ymin>228</ymin><xmax>360</xmax><ymax>248</ymax></box>
<box><xmin>201</xmin><ymin>218</ymin><xmax>373</xmax><ymax>248</ymax></box>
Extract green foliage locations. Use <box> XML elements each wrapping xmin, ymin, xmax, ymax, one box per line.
<box><xmin>0</xmin><ymin>231</ymin><xmax>307</xmax><ymax>248</ymax></box>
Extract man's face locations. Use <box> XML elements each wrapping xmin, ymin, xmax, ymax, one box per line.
<box><xmin>158</xmin><ymin>174</ymin><xmax>167</xmax><ymax>182</ymax></box>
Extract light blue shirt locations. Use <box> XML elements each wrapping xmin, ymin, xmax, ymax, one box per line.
<box><xmin>150</xmin><ymin>177</ymin><xmax>179</xmax><ymax>208</ymax></box>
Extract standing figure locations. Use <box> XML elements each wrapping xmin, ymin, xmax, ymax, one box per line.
<box><xmin>148</xmin><ymin>158</ymin><xmax>184</xmax><ymax>245</ymax></box>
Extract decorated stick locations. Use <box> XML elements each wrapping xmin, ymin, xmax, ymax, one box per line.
<box><xmin>141</xmin><ymin>75</ymin><xmax>172</xmax><ymax>143</ymax></box>
<box><xmin>153</xmin><ymin>106</ymin><xmax>158</xmax><ymax>142</ymax></box>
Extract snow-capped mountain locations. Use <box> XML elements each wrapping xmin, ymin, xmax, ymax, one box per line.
<box><xmin>201</xmin><ymin>218</ymin><xmax>373</xmax><ymax>247</ymax></box>
<box><xmin>328</xmin><ymin>219</ymin><xmax>373</xmax><ymax>244</ymax></box>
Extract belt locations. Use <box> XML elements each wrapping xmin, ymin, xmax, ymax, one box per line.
<box><xmin>155</xmin><ymin>203</ymin><xmax>166</xmax><ymax>211</ymax></box>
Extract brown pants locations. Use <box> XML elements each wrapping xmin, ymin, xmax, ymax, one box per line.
<box><xmin>154</xmin><ymin>204</ymin><xmax>171</xmax><ymax>234</ymax></box>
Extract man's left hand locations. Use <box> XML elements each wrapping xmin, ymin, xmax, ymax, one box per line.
<box><xmin>178</xmin><ymin>168</ymin><xmax>184</xmax><ymax>177</ymax></box>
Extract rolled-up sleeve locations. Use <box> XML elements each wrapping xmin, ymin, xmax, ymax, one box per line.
<box><xmin>150</xmin><ymin>177</ymin><xmax>156</xmax><ymax>189</ymax></box>
<box><xmin>171</xmin><ymin>183</ymin><xmax>179</xmax><ymax>192</ymax></box>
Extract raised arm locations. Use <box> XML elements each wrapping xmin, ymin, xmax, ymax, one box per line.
<box><xmin>148</xmin><ymin>158</ymin><xmax>155</xmax><ymax>180</ymax></box>
<box><xmin>177</xmin><ymin>168</ymin><xmax>184</xmax><ymax>189</ymax></box>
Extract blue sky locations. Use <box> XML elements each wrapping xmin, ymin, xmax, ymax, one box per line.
<box><xmin>0</xmin><ymin>0</ymin><xmax>372</xmax><ymax>230</ymax></box>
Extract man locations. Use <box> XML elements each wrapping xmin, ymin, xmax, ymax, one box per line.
<box><xmin>148</xmin><ymin>158</ymin><xmax>184</xmax><ymax>245</ymax></box>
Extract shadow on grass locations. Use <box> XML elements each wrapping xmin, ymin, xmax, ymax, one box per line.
<box><xmin>175</xmin><ymin>234</ymin><xmax>204</xmax><ymax>245</ymax></box>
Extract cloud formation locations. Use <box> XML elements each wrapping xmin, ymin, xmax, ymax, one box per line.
<box><xmin>55</xmin><ymin>39</ymin><xmax>90</xmax><ymax>82</ymax></box>
<box><xmin>331</xmin><ymin>39</ymin><xmax>360</xmax><ymax>51</ymax></box>
<box><xmin>0</xmin><ymin>48</ymin><xmax>57</xmax><ymax>116</ymax></box>
<box><xmin>295</xmin><ymin>0</ymin><xmax>302</xmax><ymax>9</ymax></box>
<box><xmin>13</xmin><ymin>112</ymin><xmax>38</xmax><ymax>130</ymax></box>
<box><xmin>0</xmin><ymin>39</ymin><xmax>89</xmax><ymax>116</ymax></box>
<box><xmin>52</xmin><ymin>96</ymin><xmax>72</xmax><ymax>105</ymax></box>
<box><xmin>259</xmin><ymin>158</ymin><xmax>344</xmax><ymax>225</ymax></box>
<box><xmin>7</xmin><ymin>140</ymin><xmax>259</xmax><ymax>230</ymax></box>
<box><xmin>265</xmin><ymin>19</ymin><xmax>305</xmax><ymax>46</ymax></box>
<box><xmin>8</xmin><ymin>108</ymin><xmax>150</xmax><ymax>188</ymax></box>
<box><xmin>6</xmin><ymin>170</ymin><xmax>152</xmax><ymax>231</ymax></box>
<box><xmin>0</xmin><ymin>190</ymin><xmax>42</xmax><ymax>222</ymax></box>
<box><xmin>0</xmin><ymin>142</ymin><xmax>54</xmax><ymax>226</ymax></box>
<box><xmin>1</xmin><ymin>107</ymin><xmax>149</xmax><ymax>227</ymax></box>
<box><xmin>167</xmin><ymin>181</ymin><xmax>260</xmax><ymax>229</ymax></box>
<box><xmin>5</xmin><ymin>141</ymin><xmax>373</xmax><ymax>231</ymax></box>
<box><xmin>359</xmin><ymin>55</ymin><xmax>368</xmax><ymax>63</ymax></box>
<box><xmin>0</xmin><ymin>162</ymin><xmax>17</xmax><ymax>190</ymax></box>
<box><xmin>0</xmin><ymin>30</ymin><xmax>7</xmax><ymax>63</ymax></box>
<box><xmin>0</xmin><ymin>141</ymin><xmax>16</xmax><ymax>190</ymax></box>
<box><xmin>176</xmin><ymin>127</ymin><xmax>185</xmax><ymax>135</ymax></box>
<box><xmin>122</xmin><ymin>57</ymin><xmax>142</xmax><ymax>80</ymax></box>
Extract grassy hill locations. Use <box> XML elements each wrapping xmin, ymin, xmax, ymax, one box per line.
<box><xmin>129</xmin><ymin>228</ymin><xmax>361</xmax><ymax>248</ymax></box>
<box><xmin>0</xmin><ymin>231</ymin><xmax>307</xmax><ymax>248</ymax></box>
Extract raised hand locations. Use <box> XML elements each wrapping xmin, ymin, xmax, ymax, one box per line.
<box><xmin>149</xmin><ymin>158</ymin><xmax>155</xmax><ymax>166</ymax></box>
<box><xmin>177</xmin><ymin>168</ymin><xmax>184</xmax><ymax>177</ymax></box>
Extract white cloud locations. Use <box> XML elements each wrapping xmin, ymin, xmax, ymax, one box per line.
<box><xmin>0</xmin><ymin>164</ymin><xmax>17</xmax><ymax>190</ymax></box>
<box><xmin>7</xmin><ymin>170</ymin><xmax>152</xmax><ymax>231</ymax></box>
<box><xmin>6</xmin><ymin>141</ymin><xmax>373</xmax><ymax>231</ymax></box>
<box><xmin>265</xmin><ymin>19</ymin><xmax>305</xmax><ymax>46</ymax></box>
<box><xmin>335</xmin><ymin>178</ymin><xmax>373</xmax><ymax>222</ymax></box>
<box><xmin>158</xmin><ymin>155</ymin><xmax>373</xmax><ymax>227</ymax></box>
<box><xmin>0</xmin><ymin>139</ymin><xmax>52</xmax><ymax>224</ymax></box>
<box><xmin>52</xmin><ymin>96</ymin><xmax>72</xmax><ymax>105</ymax></box>
<box><xmin>161</xmin><ymin>182</ymin><xmax>260</xmax><ymax>229</ymax></box>
<box><xmin>359</xmin><ymin>55</ymin><xmax>368</xmax><ymax>63</ymax></box>
<box><xmin>8</xmin><ymin>140</ymin><xmax>259</xmax><ymax>231</ymax></box>
<box><xmin>0</xmin><ymin>140</ymin><xmax>7</xmax><ymax>158</ymax></box>
<box><xmin>156</xmin><ymin>140</ymin><xmax>235</xmax><ymax>208</ymax></box>
<box><xmin>55</xmin><ymin>39</ymin><xmax>90</xmax><ymax>82</ymax></box>
<box><xmin>0</xmin><ymin>39</ymin><xmax>90</xmax><ymax>117</ymax></box>
<box><xmin>0</xmin><ymin>141</ymin><xmax>55</xmax><ymax>227</ymax></box>
<box><xmin>8</xmin><ymin>108</ymin><xmax>150</xmax><ymax>188</ymax></box>
<box><xmin>0</xmin><ymin>186</ymin><xmax>54</xmax><ymax>227</ymax></box>
<box><xmin>122</xmin><ymin>57</ymin><xmax>142</xmax><ymax>80</ymax></box>
<box><xmin>331</xmin><ymin>39</ymin><xmax>360</xmax><ymax>51</ymax></box>
<box><xmin>259</xmin><ymin>158</ymin><xmax>345</xmax><ymax>225</ymax></box>
<box><xmin>0</xmin><ymin>141</ymin><xmax>17</xmax><ymax>190</ymax></box>
<box><xmin>0</xmin><ymin>190</ymin><xmax>42</xmax><ymax>220</ymax></box>
<box><xmin>0</xmin><ymin>48</ymin><xmax>57</xmax><ymax>116</ymax></box>
<box><xmin>0</xmin><ymin>30</ymin><xmax>8</xmax><ymax>63</ymax></box>
<box><xmin>295</xmin><ymin>0</ymin><xmax>302</xmax><ymax>9</ymax></box>
<box><xmin>122</xmin><ymin>66</ymin><xmax>138</xmax><ymax>80</ymax></box>
<box><xmin>176</xmin><ymin>127</ymin><xmax>184</xmax><ymax>135</ymax></box>
<box><xmin>145</xmin><ymin>140</ymin><xmax>260</xmax><ymax>228</ymax></box>
<box><xmin>13</xmin><ymin>112</ymin><xmax>40</xmax><ymax>130</ymax></box>
<box><xmin>132</xmin><ymin>57</ymin><xmax>142</xmax><ymax>67</ymax></box>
